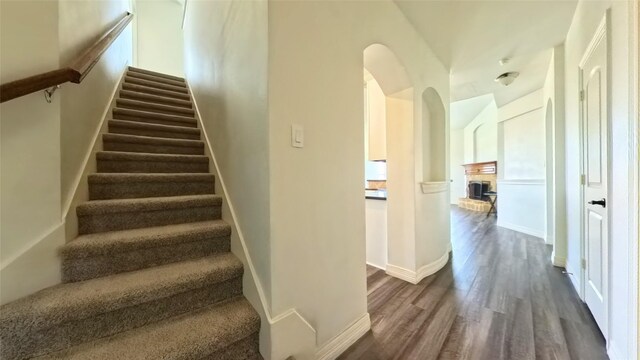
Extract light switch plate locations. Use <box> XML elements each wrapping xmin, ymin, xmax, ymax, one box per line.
<box><xmin>291</xmin><ymin>124</ymin><xmax>304</xmax><ymax>148</ymax></box>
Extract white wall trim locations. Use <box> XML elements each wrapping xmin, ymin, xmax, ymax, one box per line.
<box><xmin>366</xmin><ymin>262</ymin><xmax>386</xmax><ymax>271</ymax></box>
<box><xmin>419</xmin><ymin>181</ymin><xmax>448</xmax><ymax>194</ymax></box>
<box><xmin>498</xmin><ymin>105</ymin><xmax>544</xmax><ymax>123</ymax></box>
<box><xmin>61</xmin><ymin>69</ymin><xmax>127</xmax><ymax>219</ymax></box>
<box><xmin>497</xmin><ymin>179</ymin><xmax>545</xmax><ymax>185</ymax></box>
<box><xmin>565</xmin><ymin>261</ymin><xmax>580</xmax><ymax>295</ymax></box>
<box><xmin>497</xmin><ymin>220</ymin><xmax>546</xmax><ymax>239</ymax></box>
<box><xmin>386</xmin><ymin>250</ymin><xmax>449</xmax><ymax>284</ymax></box>
<box><xmin>627</xmin><ymin>0</ymin><xmax>639</xmax><ymax>357</ymax></box>
<box><xmin>607</xmin><ymin>340</ymin><xmax>625</xmax><ymax>360</ymax></box>
<box><xmin>187</xmin><ymin>82</ymin><xmax>316</xmax><ymax>359</ymax></box>
<box><xmin>551</xmin><ymin>251</ymin><xmax>567</xmax><ymax>268</ymax></box>
<box><xmin>0</xmin><ymin>222</ymin><xmax>64</xmax><ymax>271</ymax></box>
<box><xmin>316</xmin><ymin>313</ymin><xmax>371</xmax><ymax>360</ymax></box>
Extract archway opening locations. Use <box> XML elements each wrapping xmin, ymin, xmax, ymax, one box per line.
<box><xmin>362</xmin><ymin>43</ymin><xmax>413</xmax><ymax>280</ymax></box>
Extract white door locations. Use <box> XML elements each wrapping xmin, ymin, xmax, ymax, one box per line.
<box><xmin>580</xmin><ymin>20</ymin><xmax>608</xmax><ymax>338</ymax></box>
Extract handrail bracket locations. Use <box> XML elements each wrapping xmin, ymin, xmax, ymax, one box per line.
<box><xmin>44</xmin><ymin>85</ymin><xmax>61</xmax><ymax>103</ymax></box>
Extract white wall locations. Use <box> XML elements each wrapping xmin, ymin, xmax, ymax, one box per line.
<box><xmin>497</xmin><ymin>89</ymin><xmax>546</xmax><ymax>239</ymax></box>
<box><xmin>134</xmin><ymin>0</ymin><xmax>184</xmax><ymax>76</ymax></box>
<box><xmin>0</xmin><ymin>0</ymin><xmax>64</xmax><ymax>305</ymax></box>
<box><xmin>1</xmin><ymin>0</ymin><xmax>132</xmax><ymax>305</ymax></box>
<box><xmin>366</xmin><ymin>77</ymin><xmax>386</xmax><ymax>161</ymax></box>
<box><xmin>463</xmin><ymin>100</ymin><xmax>497</xmax><ymax>164</ymax></box>
<box><xmin>267</xmin><ymin>1</ymin><xmax>449</xmax><ymax>354</ymax></box>
<box><xmin>449</xmin><ymin>128</ymin><xmax>465</xmax><ymax>203</ymax></box>
<box><xmin>365</xmin><ymin>200</ymin><xmax>387</xmax><ymax>269</ymax></box>
<box><xmin>563</xmin><ymin>1</ymin><xmax>635</xmax><ymax>358</ymax></box>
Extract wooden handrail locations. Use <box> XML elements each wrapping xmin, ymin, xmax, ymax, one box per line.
<box><xmin>0</xmin><ymin>12</ymin><xmax>133</xmax><ymax>103</ymax></box>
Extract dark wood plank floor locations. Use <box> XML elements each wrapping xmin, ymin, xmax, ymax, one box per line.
<box><xmin>339</xmin><ymin>206</ymin><xmax>608</xmax><ymax>360</ymax></box>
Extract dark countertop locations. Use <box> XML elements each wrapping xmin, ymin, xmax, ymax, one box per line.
<box><xmin>365</xmin><ymin>189</ymin><xmax>387</xmax><ymax>200</ymax></box>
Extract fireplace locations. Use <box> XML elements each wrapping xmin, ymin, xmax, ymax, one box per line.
<box><xmin>459</xmin><ymin>161</ymin><xmax>497</xmax><ymax>212</ymax></box>
<box><xmin>468</xmin><ymin>181</ymin><xmax>490</xmax><ymax>200</ymax></box>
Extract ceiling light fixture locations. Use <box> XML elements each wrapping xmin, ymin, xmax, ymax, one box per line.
<box><xmin>495</xmin><ymin>71</ymin><xmax>519</xmax><ymax>86</ymax></box>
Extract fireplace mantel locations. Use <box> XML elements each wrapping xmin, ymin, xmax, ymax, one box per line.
<box><xmin>462</xmin><ymin>161</ymin><xmax>497</xmax><ymax>175</ymax></box>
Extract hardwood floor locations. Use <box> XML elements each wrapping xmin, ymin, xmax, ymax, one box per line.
<box><xmin>339</xmin><ymin>206</ymin><xmax>608</xmax><ymax>360</ymax></box>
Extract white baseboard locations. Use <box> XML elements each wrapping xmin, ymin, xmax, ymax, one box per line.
<box><xmin>607</xmin><ymin>340</ymin><xmax>624</xmax><ymax>360</ymax></box>
<box><xmin>0</xmin><ymin>222</ymin><xmax>65</xmax><ymax>305</ymax></box>
<box><xmin>550</xmin><ymin>249</ymin><xmax>566</xmax><ymax>267</ymax></box>
<box><xmin>366</xmin><ymin>262</ymin><xmax>386</xmax><ymax>271</ymax></box>
<box><xmin>565</xmin><ymin>261</ymin><xmax>581</xmax><ymax>296</ymax></box>
<box><xmin>316</xmin><ymin>313</ymin><xmax>371</xmax><ymax>360</ymax></box>
<box><xmin>497</xmin><ymin>220</ymin><xmax>546</xmax><ymax>239</ymax></box>
<box><xmin>386</xmin><ymin>251</ymin><xmax>449</xmax><ymax>285</ymax></box>
<box><xmin>270</xmin><ymin>309</ymin><xmax>316</xmax><ymax>360</ymax></box>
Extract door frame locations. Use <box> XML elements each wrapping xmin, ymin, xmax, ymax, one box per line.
<box><xmin>629</xmin><ymin>0</ymin><xmax>639</xmax><ymax>357</ymax></box>
<box><xmin>577</xmin><ymin>12</ymin><xmax>610</xmax><ymax>339</ymax></box>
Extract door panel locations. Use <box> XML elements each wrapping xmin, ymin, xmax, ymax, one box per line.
<box><xmin>581</xmin><ymin>21</ymin><xmax>608</xmax><ymax>338</ymax></box>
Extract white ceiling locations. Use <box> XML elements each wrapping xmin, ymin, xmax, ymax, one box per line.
<box><xmin>394</xmin><ymin>0</ymin><xmax>577</xmax><ymax>106</ymax></box>
<box><xmin>450</xmin><ymin>94</ymin><xmax>494</xmax><ymax>130</ymax></box>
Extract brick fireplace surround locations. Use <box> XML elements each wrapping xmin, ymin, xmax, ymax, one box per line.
<box><xmin>458</xmin><ymin>161</ymin><xmax>497</xmax><ymax>212</ymax></box>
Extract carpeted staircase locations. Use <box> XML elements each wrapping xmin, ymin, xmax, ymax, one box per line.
<box><xmin>0</xmin><ymin>67</ymin><xmax>262</xmax><ymax>360</ymax></box>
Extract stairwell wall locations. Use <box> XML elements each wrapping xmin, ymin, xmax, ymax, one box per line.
<box><xmin>1</xmin><ymin>0</ymin><xmax>133</xmax><ymax>305</ymax></box>
<box><xmin>182</xmin><ymin>0</ymin><xmax>273</xmax><ymax>355</ymax></box>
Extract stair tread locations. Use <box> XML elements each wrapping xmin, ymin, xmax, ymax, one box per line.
<box><xmin>88</xmin><ymin>172</ymin><xmax>213</xmax><ymax>184</ymax></box>
<box><xmin>126</xmin><ymin>71</ymin><xmax>188</xmax><ymax>88</ymax></box>
<box><xmin>119</xmin><ymin>90</ymin><xmax>192</xmax><ymax>108</ymax></box>
<box><xmin>125</xmin><ymin>76</ymin><xmax>188</xmax><ymax>94</ymax></box>
<box><xmin>103</xmin><ymin>133</ymin><xmax>204</xmax><ymax>148</ymax></box>
<box><xmin>113</xmin><ymin>107</ymin><xmax>196</xmax><ymax>123</ymax></box>
<box><xmin>61</xmin><ymin>220</ymin><xmax>230</xmax><ymax>258</ymax></box>
<box><xmin>116</xmin><ymin>98</ymin><xmax>195</xmax><ymax>115</ymax></box>
<box><xmin>33</xmin><ymin>297</ymin><xmax>258</xmax><ymax>360</ymax></box>
<box><xmin>121</xmin><ymin>83</ymin><xmax>191</xmax><ymax>100</ymax></box>
<box><xmin>0</xmin><ymin>254</ymin><xmax>243</xmax><ymax>332</ymax></box>
<box><xmin>108</xmin><ymin>119</ymin><xmax>200</xmax><ymax>135</ymax></box>
<box><xmin>128</xmin><ymin>66</ymin><xmax>185</xmax><ymax>82</ymax></box>
<box><xmin>97</xmin><ymin>151</ymin><xmax>208</xmax><ymax>162</ymax></box>
<box><xmin>77</xmin><ymin>194</ymin><xmax>222</xmax><ymax>216</ymax></box>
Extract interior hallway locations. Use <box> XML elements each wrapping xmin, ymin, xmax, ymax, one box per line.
<box><xmin>339</xmin><ymin>207</ymin><xmax>607</xmax><ymax>360</ymax></box>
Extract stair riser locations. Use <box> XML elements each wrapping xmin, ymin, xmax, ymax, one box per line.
<box><xmin>3</xmin><ymin>278</ymin><xmax>242</xmax><ymax>360</ymax></box>
<box><xmin>127</xmin><ymin>71</ymin><xmax>186</xmax><ymax>88</ymax></box>
<box><xmin>63</xmin><ymin>237</ymin><xmax>230</xmax><ymax>282</ymax></box>
<box><xmin>78</xmin><ymin>205</ymin><xmax>221</xmax><ymax>234</ymax></box>
<box><xmin>112</xmin><ymin>113</ymin><xmax>197</xmax><ymax>128</ymax></box>
<box><xmin>116</xmin><ymin>100</ymin><xmax>195</xmax><ymax>117</ymax></box>
<box><xmin>108</xmin><ymin>124</ymin><xmax>201</xmax><ymax>140</ymax></box>
<box><xmin>125</xmin><ymin>77</ymin><xmax>189</xmax><ymax>94</ymax></box>
<box><xmin>122</xmin><ymin>83</ymin><xmax>190</xmax><ymax>101</ymax></box>
<box><xmin>97</xmin><ymin>159</ymin><xmax>209</xmax><ymax>174</ymax></box>
<box><xmin>119</xmin><ymin>90</ymin><xmax>192</xmax><ymax>109</ymax></box>
<box><xmin>103</xmin><ymin>140</ymin><xmax>204</xmax><ymax>155</ymax></box>
<box><xmin>129</xmin><ymin>66</ymin><xmax>185</xmax><ymax>83</ymax></box>
<box><xmin>89</xmin><ymin>180</ymin><xmax>214</xmax><ymax>200</ymax></box>
<box><xmin>202</xmin><ymin>333</ymin><xmax>261</xmax><ymax>360</ymax></box>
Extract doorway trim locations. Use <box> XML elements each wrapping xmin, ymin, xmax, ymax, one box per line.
<box><xmin>577</xmin><ymin>12</ymin><xmax>609</xmax><ymax>339</ymax></box>
<box><xmin>629</xmin><ymin>0</ymin><xmax>639</xmax><ymax>357</ymax></box>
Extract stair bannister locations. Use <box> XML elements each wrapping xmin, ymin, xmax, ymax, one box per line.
<box><xmin>0</xmin><ymin>12</ymin><xmax>133</xmax><ymax>103</ymax></box>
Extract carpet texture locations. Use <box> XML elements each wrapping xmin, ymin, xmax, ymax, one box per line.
<box><xmin>0</xmin><ymin>66</ymin><xmax>261</xmax><ymax>360</ymax></box>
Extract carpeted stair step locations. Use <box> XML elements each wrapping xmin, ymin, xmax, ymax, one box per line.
<box><xmin>32</xmin><ymin>297</ymin><xmax>261</xmax><ymax>360</ymax></box>
<box><xmin>97</xmin><ymin>151</ymin><xmax>209</xmax><ymax>173</ymax></box>
<box><xmin>102</xmin><ymin>133</ymin><xmax>205</xmax><ymax>155</ymax></box>
<box><xmin>61</xmin><ymin>220</ymin><xmax>231</xmax><ymax>281</ymax></box>
<box><xmin>88</xmin><ymin>173</ymin><xmax>214</xmax><ymax>200</ymax></box>
<box><xmin>0</xmin><ymin>254</ymin><xmax>245</xmax><ymax>360</ymax></box>
<box><xmin>76</xmin><ymin>194</ymin><xmax>222</xmax><ymax>234</ymax></box>
<box><xmin>128</xmin><ymin>66</ymin><xmax>185</xmax><ymax>83</ymax></box>
<box><xmin>112</xmin><ymin>107</ymin><xmax>197</xmax><ymax>128</ymax></box>
<box><xmin>126</xmin><ymin>70</ymin><xmax>187</xmax><ymax>88</ymax></box>
<box><xmin>108</xmin><ymin>119</ymin><xmax>201</xmax><ymax>140</ymax></box>
<box><xmin>119</xmin><ymin>89</ymin><xmax>193</xmax><ymax>109</ymax></box>
<box><xmin>116</xmin><ymin>97</ymin><xmax>195</xmax><ymax>116</ymax></box>
<box><xmin>125</xmin><ymin>76</ymin><xmax>189</xmax><ymax>95</ymax></box>
<box><xmin>122</xmin><ymin>82</ymin><xmax>191</xmax><ymax>101</ymax></box>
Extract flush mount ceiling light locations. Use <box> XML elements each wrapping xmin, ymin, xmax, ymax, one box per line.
<box><xmin>495</xmin><ymin>71</ymin><xmax>519</xmax><ymax>86</ymax></box>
